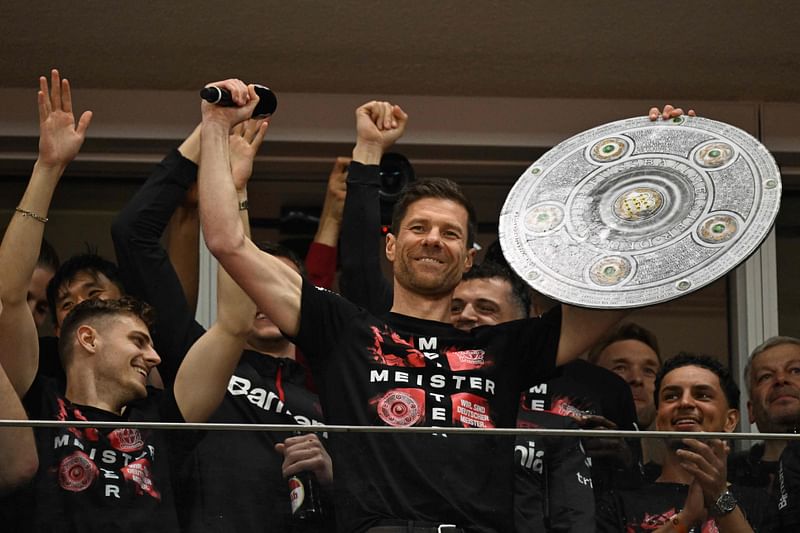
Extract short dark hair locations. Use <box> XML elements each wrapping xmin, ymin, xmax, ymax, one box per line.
<box><xmin>58</xmin><ymin>296</ymin><xmax>154</xmax><ymax>367</ymax></box>
<box><xmin>46</xmin><ymin>252</ymin><xmax>125</xmax><ymax>324</ymax></box>
<box><xmin>37</xmin><ymin>238</ymin><xmax>60</xmax><ymax>272</ymax></box>
<box><xmin>654</xmin><ymin>352</ymin><xmax>740</xmax><ymax>409</ymax></box>
<box><xmin>587</xmin><ymin>322</ymin><xmax>661</xmax><ymax>365</ymax></box>
<box><xmin>255</xmin><ymin>240</ymin><xmax>306</xmax><ymax>276</ymax></box>
<box><xmin>390</xmin><ymin>178</ymin><xmax>477</xmax><ymax>250</ymax></box>
<box><xmin>461</xmin><ymin>260</ymin><xmax>531</xmax><ymax>318</ymax></box>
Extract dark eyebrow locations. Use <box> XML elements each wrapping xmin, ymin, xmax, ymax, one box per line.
<box><xmin>57</xmin><ymin>278</ymin><xmax>101</xmax><ymax>301</ymax></box>
<box><xmin>440</xmin><ymin>221</ymin><xmax>466</xmax><ymax>235</ymax></box>
<box><xmin>130</xmin><ymin>330</ymin><xmax>153</xmax><ymax>346</ymax></box>
<box><xmin>692</xmin><ymin>384</ymin><xmax>717</xmax><ymax>395</ymax></box>
<box><xmin>660</xmin><ymin>385</ymin><xmax>682</xmax><ymax>396</ymax></box>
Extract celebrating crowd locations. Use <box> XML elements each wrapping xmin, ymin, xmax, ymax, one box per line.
<box><xmin>0</xmin><ymin>70</ymin><xmax>798</xmax><ymax>532</ymax></box>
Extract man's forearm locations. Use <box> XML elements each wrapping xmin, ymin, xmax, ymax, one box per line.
<box><xmin>199</xmin><ymin>121</ymin><xmax>246</xmax><ymax>257</ymax></box>
<box><xmin>0</xmin><ymin>362</ymin><xmax>37</xmax><ymax>492</ymax></box>
<box><xmin>556</xmin><ymin>306</ymin><xmax>628</xmax><ymax>366</ymax></box>
<box><xmin>0</xmin><ymin>163</ymin><xmax>60</xmax><ymax>304</ymax></box>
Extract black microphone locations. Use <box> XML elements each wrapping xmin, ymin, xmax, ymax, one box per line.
<box><xmin>199</xmin><ymin>84</ymin><xmax>278</xmax><ymax>118</ymax></box>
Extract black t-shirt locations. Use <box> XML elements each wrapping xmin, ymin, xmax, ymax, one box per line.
<box><xmin>293</xmin><ymin>281</ymin><xmax>561</xmax><ymax>533</ymax></box>
<box><xmin>521</xmin><ymin>358</ymin><xmax>642</xmax><ymax>491</ymax></box>
<box><xmin>729</xmin><ymin>443</ymin><xmax>779</xmax><ymax>492</ymax></box>
<box><xmin>181</xmin><ymin>350</ymin><xmax>335</xmax><ymax>532</ymax></box>
<box><xmin>597</xmin><ymin>481</ymin><xmax>773</xmax><ymax>532</ymax></box>
<box><xmin>514</xmin><ymin>409</ymin><xmax>595</xmax><ymax>533</ymax></box>
<box><xmin>12</xmin><ymin>375</ymin><xmax>195</xmax><ymax>532</ymax></box>
<box><xmin>778</xmin><ymin>440</ymin><xmax>800</xmax><ymax>531</ymax></box>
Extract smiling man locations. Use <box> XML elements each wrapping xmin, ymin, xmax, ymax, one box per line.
<box><xmin>198</xmin><ymin>81</ymin><xmax>626</xmax><ymax>533</ymax></box>
<box><xmin>0</xmin><ymin>70</ymin><xmax>256</xmax><ymax>533</ymax></box>
<box><xmin>597</xmin><ymin>353</ymin><xmax>772</xmax><ymax>532</ymax></box>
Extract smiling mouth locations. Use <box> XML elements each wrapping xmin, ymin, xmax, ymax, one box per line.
<box><xmin>133</xmin><ymin>366</ymin><xmax>148</xmax><ymax>378</ymax></box>
<box><xmin>414</xmin><ymin>257</ymin><xmax>446</xmax><ymax>267</ymax></box>
<box><xmin>672</xmin><ymin>417</ymin><xmax>701</xmax><ymax>429</ymax></box>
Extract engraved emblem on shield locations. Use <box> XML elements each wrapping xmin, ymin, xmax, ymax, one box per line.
<box><xmin>499</xmin><ymin>116</ymin><xmax>781</xmax><ymax>308</ymax></box>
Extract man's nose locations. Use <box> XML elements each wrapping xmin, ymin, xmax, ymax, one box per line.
<box><xmin>146</xmin><ymin>347</ymin><xmax>161</xmax><ymax>366</ymax></box>
<box><xmin>422</xmin><ymin>228</ymin><xmax>442</xmax><ymax>246</ymax></box>
<box><xmin>628</xmin><ymin>367</ymin><xmax>644</xmax><ymax>386</ymax></box>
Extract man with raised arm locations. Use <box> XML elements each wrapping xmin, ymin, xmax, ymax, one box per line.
<box><xmin>198</xmin><ymin>79</ymin><xmax>626</xmax><ymax>533</ymax></box>
<box><xmin>112</xmin><ymin>117</ymin><xmax>335</xmax><ymax>532</ymax></box>
<box><xmin>0</xmin><ymin>70</ymin><xmax>256</xmax><ymax>533</ymax></box>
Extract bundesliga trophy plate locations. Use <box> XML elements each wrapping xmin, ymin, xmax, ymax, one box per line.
<box><xmin>499</xmin><ymin>115</ymin><xmax>781</xmax><ymax>308</ymax></box>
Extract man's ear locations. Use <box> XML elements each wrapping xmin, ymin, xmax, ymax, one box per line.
<box><xmin>464</xmin><ymin>247</ymin><xmax>476</xmax><ymax>272</ymax></box>
<box><xmin>747</xmin><ymin>400</ymin><xmax>755</xmax><ymax>425</ymax></box>
<box><xmin>385</xmin><ymin>233</ymin><xmax>396</xmax><ymax>262</ymax></box>
<box><xmin>724</xmin><ymin>408</ymin><xmax>741</xmax><ymax>433</ymax></box>
<box><xmin>76</xmin><ymin>324</ymin><xmax>98</xmax><ymax>354</ymax></box>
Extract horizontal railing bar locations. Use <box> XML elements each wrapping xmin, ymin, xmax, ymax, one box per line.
<box><xmin>0</xmin><ymin>419</ymin><xmax>795</xmax><ymax>440</ymax></box>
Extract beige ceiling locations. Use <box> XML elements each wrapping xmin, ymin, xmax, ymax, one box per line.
<box><xmin>3</xmin><ymin>1</ymin><xmax>799</xmax><ymax>102</ymax></box>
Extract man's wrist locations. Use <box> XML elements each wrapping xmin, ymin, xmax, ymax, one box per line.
<box><xmin>201</xmin><ymin>118</ymin><xmax>231</xmax><ymax>135</ymax></box>
<box><xmin>352</xmin><ymin>142</ymin><xmax>383</xmax><ymax>165</ymax></box>
<box><xmin>33</xmin><ymin>157</ymin><xmax>67</xmax><ymax>175</ymax></box>
<box><xmin>709</xmin><ymin>489</ymin><xmax>737</xmax><ymax>517</ymax></box>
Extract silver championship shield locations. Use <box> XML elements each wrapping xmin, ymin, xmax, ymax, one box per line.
<box><xmin>499</xmin><ymin>115</ymin><xmax>781</xmax><ymax>308</ymax></box>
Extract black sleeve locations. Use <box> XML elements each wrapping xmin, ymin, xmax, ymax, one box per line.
<box><xmin>513</xmin><ymin>436</ymin><xmax>546</xmax><ymax>532</ymax></box>
<box><xmin>514</xmin><ymin>306</ymin><xmax>562</xmax><ymax>387</ymax></box>
<box><xmin>292</xmin><ymin>279</ymin><xmax>362</xmax><ymax>362</ymax></box>
<box><xmin>545</xmin><ymin>432</ymin><xmax>596</xmax><ymax>532</ymax></box>
<box><xmin>338</xmin><ymin>161</ymin><xmax>393</xmax><ymax>314</ymax></box>
<box><xmin>514</xmin><ymin>412</ymin><xmax>595</xmax><ymax>533</ymax></box>
<box><xmin>111</xmin><ymin>149</ymin><xmax>206</xmax><ymax>388</ymax></box>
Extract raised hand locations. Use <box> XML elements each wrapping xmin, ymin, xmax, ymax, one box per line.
<box><xmin>37</xmin><ymin>69</ymin><xmax>92</xmax><ymax>170</ymax></box>
<box><xmin>200</xmin><ymin>79</ymin><xmax>259</xmax><ymax>131</ymax></box>
<box><xmin>229</xmin><ymin>118</ymin><xmax>268</xmax><ymax>191</ymax></box>
<box><xmin>648</xmin><ymin>103</ymin><xmax>697</xmax><ymax>121</ymax></box>
<box><xmin>274</xmin><ymin>433</ymin><xmax>333</xmax><ymax>485</ymax></box>
<box><xmin>353</xmin><ymin>101</ymin><xmax>408</xmax><ymax>164</ymax></box>
<box><xmin>675</xmin><ymin>438</ymin><xmax>729</xmax><ymax>509</ymax></box>
<box><xmin>324</xmin><ymin>157</ymin><xmax>350</xmax><ymax>218</ymax></box>
<box><xmin>679</xmin><ymin>479</ymin><xmax>708</xmax><ymax>527</ymax></box>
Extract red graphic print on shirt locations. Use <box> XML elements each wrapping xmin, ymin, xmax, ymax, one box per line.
<box><xmin>371</xmin><ymin>388</ymin><xmax>426</xmax><ymax>427</ymax></box>
<box><xmin>452</xmin><ymin>393</ymin><xmax>494</xmax><ymax>428</ymax></box>
<box><xmin>368</xmin><ymin>326</ymin><xmax>426</xmax><ymax>367</ymax></box>
<box><xmin>58</xmin><ymin>450</ymin><xmax>99</xmax><ymax>492</ymax></box>
<box><xmin>121</xmin><ymin>458</ymin><xmax>161</xmax><ymax>501</ymax></box>
<box><xmin>445</xmin><ymin>348</ymin><xmax>488</xmax><ymax>371</ymax></box>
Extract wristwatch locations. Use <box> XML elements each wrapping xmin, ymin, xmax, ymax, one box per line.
<box><xmin>710</xmin><ymin>489</ymin><xmax>738</xmax><ymax>517</ymax></box>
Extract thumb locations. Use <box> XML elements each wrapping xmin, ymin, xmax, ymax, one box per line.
<box><xmin>76</xmin><ymin>111</ymin><xmax>93</xmax><ymax>136</ymax></box>
<box><xmin>274</xmin><ymin>442</ymin><xmax>286</xmax><ymax>456</ymax></box>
